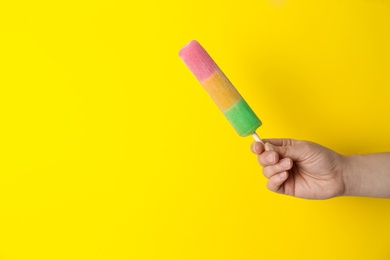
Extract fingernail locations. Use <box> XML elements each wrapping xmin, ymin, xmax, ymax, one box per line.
<box><xmin>279</xmin><ymin>171</ymin><xmax>287</xmax><ymax>179</ymax></box>
<box><xmin>266</xmin><ymin>153</ymin><xmax>275</xmax><ymax>163</ymax></box>
<box><xmin>265</xmin><ymin>143</ymin><xmax>275</xmax><ymax>151</ymax></box>
<box><xmin>280</xmin><ymin>159</ymin><xmax>290</xmax><ymax>168</ymax></box>
<box><xmin>253</xmin><ymin>142</ymin><xmax>260</xmax><ymax>154</ymax></box>
<box><xmin>250</xmin><ymin>143</ymin><xmax>255</xmax><ymax>153</ymax></box>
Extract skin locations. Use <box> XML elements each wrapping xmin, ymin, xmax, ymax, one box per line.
<box><xmin>251</xmin><ymin>139</ymin><xmax>390</xmax><ymax>199</ymax></box>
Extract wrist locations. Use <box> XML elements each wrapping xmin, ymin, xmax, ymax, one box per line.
<box><xmin>341</xmin><ymin>155</ymin><xmax>362</xmax><ymax>196</ymax></box>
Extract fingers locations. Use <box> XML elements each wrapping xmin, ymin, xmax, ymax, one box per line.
<box><xmin>251</xmin><ymin>139</ymin><xmax>294</xmax><ymax>195</ymax></box>
<box><xmin>258</xmin><ymin>150</ymin><xmax>279</xmax><ymax>166</ymax></box>
<box><xmin>251</xmin><ymin>141</ymin><xmax>264</xmax><ymax>155</ymax></box>
<box><xmin>252</xmin><ymin>142</ymin><xmax>280</xmax><ymax>167</ymax></box>
<box><xmin>262</xmin><ymin>158</ymin><xmax>293</xmax><ymax>178</ymax></box>
<box><xmin>266</xmin><ymin>171</ymin><xmax>289</xmax><ymax>193</ymax></box>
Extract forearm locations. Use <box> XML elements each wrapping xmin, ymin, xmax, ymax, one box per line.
<box><xmin>342</xmin><ymin>153</ymin><xmax>390</xmax><ymax>198</ymax></box>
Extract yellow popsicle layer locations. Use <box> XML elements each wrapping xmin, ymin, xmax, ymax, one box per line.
<box><xmin>200</xmin><ymin>70</ymin><xmax>241</xmax><ymax>112</ymax></box>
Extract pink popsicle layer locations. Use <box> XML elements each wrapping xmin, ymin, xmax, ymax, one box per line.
<box><xmin>178</xmin><ymin>40</ymin><xmax>218</xmax><ymax>82</ymax></box>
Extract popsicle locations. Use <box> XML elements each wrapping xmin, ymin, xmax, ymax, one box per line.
<box><xmin>179</xmin><ymin>40</ymin><xmax>263</xmax><ymax>142</ymax></box>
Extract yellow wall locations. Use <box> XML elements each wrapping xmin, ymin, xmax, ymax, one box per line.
<box><xmin>1</xmin><ymin>0</ymin><xmax>390</xmax><ymax>259</ymax></box>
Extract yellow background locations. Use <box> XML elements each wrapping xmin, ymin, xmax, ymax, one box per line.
<box><xmin>1</xmin><ymin>0</ymin><xmax>390</xmax><ymax>259</ymax></box>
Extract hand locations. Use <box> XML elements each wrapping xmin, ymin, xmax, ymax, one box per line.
<box><xmin>251</xmin><ymin>139</ymin><xmax>346</xmax><ymax>199</ymax></box>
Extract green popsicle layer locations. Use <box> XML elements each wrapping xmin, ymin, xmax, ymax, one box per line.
<box><xmin>223</xmin><ymin>98</ymin><xmax>262</xmax><ymax>137</ymax></box>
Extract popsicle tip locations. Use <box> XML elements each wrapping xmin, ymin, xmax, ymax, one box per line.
<box><xmin>178</xmin><ymin>40</ymin><xmax>200</xmax><ymax>58</ymax></box>
<box><xmin>178</xmin><ymin>40</ymin><xmax>218</xmax><ymax>82</ymax></box>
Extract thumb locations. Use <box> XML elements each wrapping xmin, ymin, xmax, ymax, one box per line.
<box><xmin>264</xmin><ymin>142</ymin><xmax>302</xmax><ymax>160</ymax></box>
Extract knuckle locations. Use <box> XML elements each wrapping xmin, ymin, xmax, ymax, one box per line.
<box><xmin>262</xmin><ymin>167</ymin><xmax>272</xmax><ymax>178</ymax></box>
<box><xmin>258</xmin><ymin>153</ymin><xmax>270</xmax><ymax>166</ymax></box>
<box><xmin>263</xmin><ymin>165</ymin><xmax>280</xmax><ymax>179</ymax></box>
<box><xmin>266</xmin><ymin>180</ymin><xmax>277</xmax><ymax>192</ymax></box>
<box><xmin>282</xmin><ymin>138</ymin><xmax>294</xmax><ymax>146</ymax></box>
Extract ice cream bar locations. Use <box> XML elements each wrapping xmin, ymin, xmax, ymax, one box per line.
<box><xmin>179</xmin><ymin>40</ymin><xmax>262</xmax><ymax>139</ymax></box>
